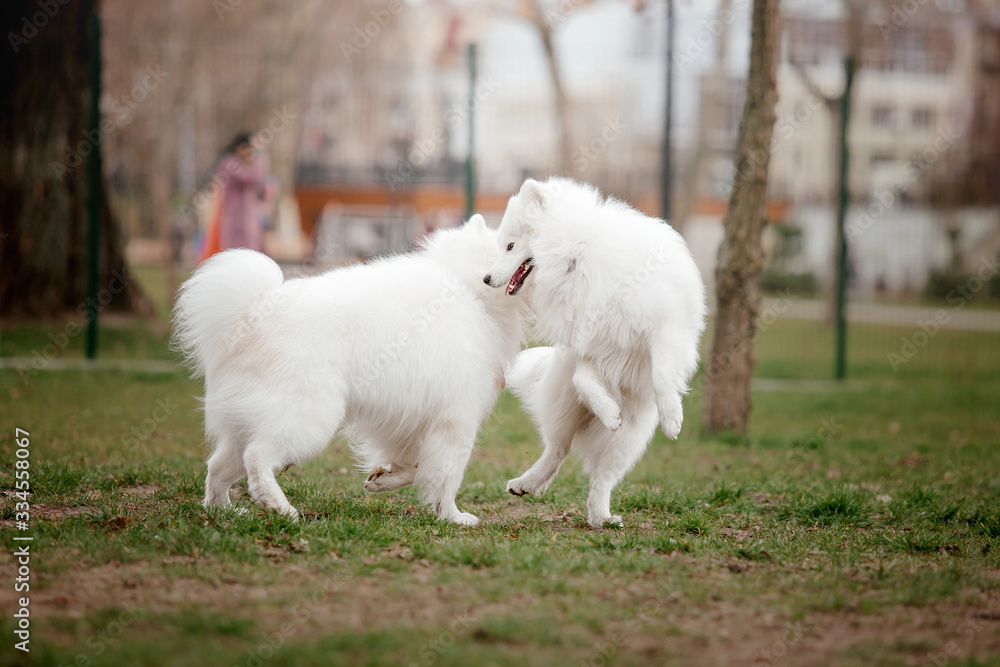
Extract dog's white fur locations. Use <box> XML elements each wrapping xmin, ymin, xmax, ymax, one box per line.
<box><xmin>485</xmin><ymin>178</ymin><xmax>707</xmax><ymax>527</ymax></box>
<box><xmin>173</xmin><ymin>215</ymin><xmax>526</xmax><ymax>525</ymax></box>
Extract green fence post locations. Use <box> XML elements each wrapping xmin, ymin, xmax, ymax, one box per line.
<box><xmin>85</xmin><ymin>11</ymin><xmax>102</xmax><ymax>360</ymax></box>
<box><xmin>464</xmin><ymin>43</ymin><xmax>477</xmax><ymax>221</ymax></box>
<box><xmin>834</xmin><ymin>55</ymin><xmax>854</xmax><ymax>380</ymax></box>
<box><xmin>661</xmin><ymin>0</ymin><xmax>674</xmax><ymax>222</ymax></box>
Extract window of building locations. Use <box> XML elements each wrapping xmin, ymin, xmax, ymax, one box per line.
<box><xmin>912</xmin><ymin>107</ymin><xmax>935</xmax><ymax>129</ymax></box>
<box><xmin>870</xmin><ymin>152</ymin><xmax>895</xmax><ymax>168</ymax></box>
<box><xmin>872</xmin><ymin>105</ymin><xmax>896</xmax><ymax>128</ymax></box>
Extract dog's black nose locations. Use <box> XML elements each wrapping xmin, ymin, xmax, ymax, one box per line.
<box><xmin>483</xmin><ymin>274</ymin><xmax>491</xmax><ymax>285</ymax></box>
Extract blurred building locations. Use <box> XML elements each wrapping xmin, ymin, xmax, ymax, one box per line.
<box><xmin>963</xmin><ymin>9</ymin><xmax>1000</xmax><ymax>206</ymax></box>
<box><xmin>294</xmin><ymin>3</ymin><xmax>671</xmax><ymax>191</ymax></box>
<box><xmin>699</xmin><ymin>9</ymin><xmax>970</xmax><ymax>205</ymax></box>
<box><xmin>293</xmin><ymin>1</ymin><xmax>671</xmax><ymax>260</ymax></box>
<box><xmin>689</xmin><ymin>5</ymin><xmax>1000</xmax><ymax>298</ymax></box>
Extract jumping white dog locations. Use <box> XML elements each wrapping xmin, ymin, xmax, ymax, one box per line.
<box><xmin>484</xmin><ymin>178</ymin><xmax>707</xmax><ymax>526</ymax></box>
<box><xmin>173</xmin><ymin>215</ymin><xmax>527</xmax><ymax>525</ymax></box>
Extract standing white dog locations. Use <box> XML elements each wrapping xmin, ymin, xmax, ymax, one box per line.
<box><xmin>484</xmin><ymin>178</ymin><xmax>707</xmax><ymax>526</ymax></box>
<box><xmin>173</xmin><ymin>215</ymin><xmax>526</xmax><ymax>525</ymax></box>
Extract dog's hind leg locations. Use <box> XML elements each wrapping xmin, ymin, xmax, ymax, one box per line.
<box><xmin>506</xmin><ymin>407</ymin><xmax>581</xmax><ymax>497</ymax></box>
<box><xmin>649</xmin><ymin>325</ymin><xmax>700</xmax><ymax>440</ymax></box>
<box><xmin>415</xmin><ymin>423</ymin><xmax>479</xmax><ymax>526</ymax></box>
<box><xmin>364</xmin><ymin>463</ymin><xmax>417</xmax><ymax>493</ymax></box>
<box><xmin>244</xmin><ymin>443</ymin><xmax>300</xmax><ymax>520</ymax></box>
<box><xmin>508</xmin><ymin>356</ymin><xmax>587</xmax><ymax>497</ymax></box>
<box><xmin>577</xmin><ymin>404</ymin><xmax>658</xmax><ymax>527</ymax></box>
<box><xmin>203</xmin><ymin>432</ymin><xmax>245</xmax><ymax>508</ymax></box>
<box><xmin>572</xmin><ymin>356</ymin><xmax>621</xmax><ymax>431</ymax></box>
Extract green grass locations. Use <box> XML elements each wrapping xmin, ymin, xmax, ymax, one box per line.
<box><xmin>1</xmin><ymin>279</ymin><xmax>999</xmax><ymax>666</ymax></box>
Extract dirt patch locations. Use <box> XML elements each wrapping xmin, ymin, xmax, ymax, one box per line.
<box><xmin>1</xmin><ymin>555</ymin><xmax>998</xmax><ymax>664</ymax></box>
<box><xmin>30</xmin><ymin>504</ymin><xmax>93</xmax><ymax>521</ymax></box>
<box><xmin>575</xmin><ymin>591</ymin><xmax>1000</xmax><ymax>666</ymax></box>
<box><xmin>122</xmin><ymin>485</ymin><xmax>160</xmax><ymax>498</ymax></box>
<box><xmin>0</xmin><ymin>557</ymin><xmax>529</xmax><ymax>642</ymax></box>
<box><xmin>719</xmin><ymin>527</ymin><xmax>754</xmax><ymax>543</ymax></box>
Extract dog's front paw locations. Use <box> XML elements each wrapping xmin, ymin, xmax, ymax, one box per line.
<box><xmin>603</xmin><ymin>412</ymin><xmax>622</xmax><ymax>432</ymax></box>
<box><xmin>282</xmin><ymin>505</ymin><xmax>300</xmax><ymax>522</ymax></box>
<box><xmin>658</xmin><ymin>395</ymin><xmax>684</xmax><ymax>440</ymax></box>
<box><xmin>507</xmin><ymin>475</ymin><xmax>540</xmax><ymax>497</ymax></box>
<box><xmin>588</xmin><ymin>513</ymin><xmax>623</xmax><ymax>528</ymax></box>
<box><xmin>660</xmin><ymin>414</ymin><xmax>682</xmax><ymax>440</ymax></box>
<box><xmin>364</xmin><ymin>465</ymin><xmax>390</xmax><ymax>493</ymax></box>
<box><xmin>450</xmin><ymin>512</ymin><xmax>480</xmax><ymax>526</ymax></box>
<box><xmin>588</xmin><ymin>399</ymin><xmax>621</xmax><ymax>432</ymax></box>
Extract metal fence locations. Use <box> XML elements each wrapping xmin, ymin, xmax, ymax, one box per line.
<box><xmin>99</xmin><ymin>0</ymin><xmax>1000</xmax><ymax>379</ymax></box>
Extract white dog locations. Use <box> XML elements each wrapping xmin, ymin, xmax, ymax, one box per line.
<box><xmin>173</xmin><ymin>215</ymin><xmax>526</xmax><ymax>525</ymax></box>
<box><xmin>484</xmin><ymin>178</ymin><xmax>707</xmax><ymax>526</ymax></box>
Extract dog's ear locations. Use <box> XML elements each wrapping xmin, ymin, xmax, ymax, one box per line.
<box><xmin>467</xmin><ymin>213</ymin><xmax>487</xmax><ymax>232</ymax></box>
<box><xmin>519</xmin><ymin>179</ymin><xmax>546</xmax><ymax>210</ymax></box>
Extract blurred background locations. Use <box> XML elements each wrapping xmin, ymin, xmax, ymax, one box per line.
<box><xmin>3</xmin><ymin>0</ymin><xmax>1000</xmax><ymax>378</ymax></box>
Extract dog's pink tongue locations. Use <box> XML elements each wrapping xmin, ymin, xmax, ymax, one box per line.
<box><xmin>506</xmin><ymin>264</ymin><xmax>527</xmax><ymax>296</ymax></box>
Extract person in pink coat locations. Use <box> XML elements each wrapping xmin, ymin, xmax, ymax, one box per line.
<box><xmin>217</xmin><ymin>132</ymin><xmax>267</xmax><ymax>252</ymax></box>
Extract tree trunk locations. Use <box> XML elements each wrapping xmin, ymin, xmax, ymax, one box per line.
<box><xmin>701</xmin><ymin>0</ymin><xmax>780</xmax><ymax>435</ymax></box>
<box><xmin>0</xmin><ymin>0</ymin><xmax>149</xmax><ymax>319</ymax></box>
<box><xmin>676</xmin><ymin>0</ymin><xmax>732</xmax><ymax>234</ymax></box>
<box><xmin>530</xmin><ymin>0</ymin><xmax>572</xmax><ymax>176</ymax></box>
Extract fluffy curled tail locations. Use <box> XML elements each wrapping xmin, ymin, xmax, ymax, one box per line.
<box><xmin>171</xmin><ymin>249</ymin><xmax>284</xmax><ymax>377</ymax></box>
<box><xmin>505</xmin><ymin>346</ymin><xmax>557</xmax><ymax>421</ymax></box>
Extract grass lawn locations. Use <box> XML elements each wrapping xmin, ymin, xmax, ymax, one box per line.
<box><xmin>1</xmin><ymin>283</ymin><xmax>999</xmax><ymax>666</ymax></box>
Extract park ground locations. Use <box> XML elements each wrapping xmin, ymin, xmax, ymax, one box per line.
<box><xmin>0</xmin><ymin>269</ymin><xmax>999</xmax><ymax>666</ymax></box>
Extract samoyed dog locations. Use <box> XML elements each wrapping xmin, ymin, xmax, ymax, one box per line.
<box><xmin>484</xmin><ymin>178</ymin><xmax>707</xmax><ymax>527</ymax></box>
<box><xmin>173</xmin><ymin>215</ymin><xmax>526</xmax><ymax>526</ymax></box>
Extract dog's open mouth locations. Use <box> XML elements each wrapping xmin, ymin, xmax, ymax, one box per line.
<box><xmin>506</xmin><ymin>258</ymin><xmax>534</xmax><ymax>296</ymax></box>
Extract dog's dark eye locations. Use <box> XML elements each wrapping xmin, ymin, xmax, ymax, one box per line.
<box><xmin>506</xmin><ymin>243</ymin><xmax>514</xmax><ymax>252</ymax></box>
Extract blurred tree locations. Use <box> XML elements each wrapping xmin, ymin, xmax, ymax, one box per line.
<box><xmin>0</xmin><ymin>0</ymin><xmax>149</xmax><ymax>318</ymax></box>
<box><xmin>99</xmin><ymin>0</ymin><xmax>353</xmax><ymax>237</ymax></box>
<box><xmin>674</xmin><ymin>0</ymin><xmax>732</xmax><ymax>234</ymax></box>
<box><xmin>702</xmin><ymin>0</ymin><xmax>780</xmax><ymax>435</ymax></box>
<box><xmin>525</xmin><ymin>0</ymin><xmax>575</xmax><ymax>176</ymax></box>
